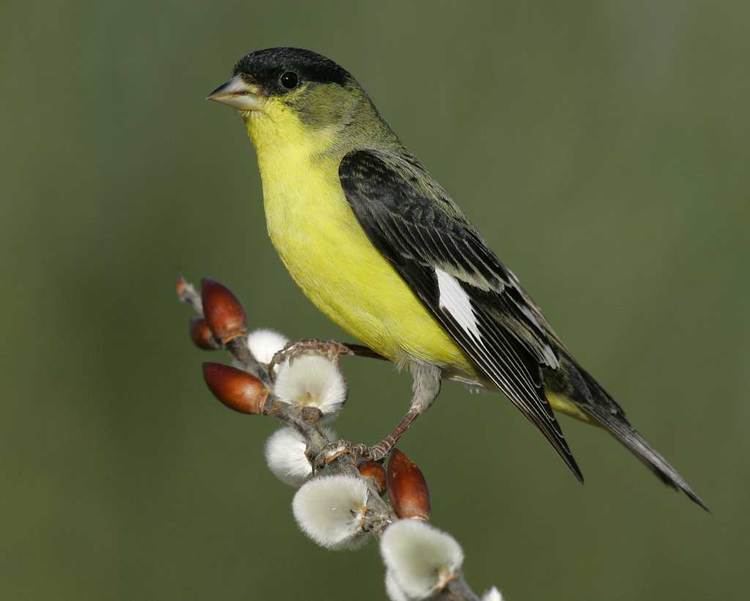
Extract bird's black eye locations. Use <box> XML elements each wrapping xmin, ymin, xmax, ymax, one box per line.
<box><xmin>279</xmin><ymin>71</ymin><xmax>299</xmax><ymax>90</ymax></box>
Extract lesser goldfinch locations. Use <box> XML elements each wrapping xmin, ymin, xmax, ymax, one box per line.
<box><xmin>208</xmin><ymin>47</ymin><xmax>705</xmax><ymax>508</ymax></box>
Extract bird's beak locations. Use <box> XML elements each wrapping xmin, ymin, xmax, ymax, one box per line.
<box><xmin>207</xmin><ymin>75</ymin><xmax>264</xmax><ymax>111</ymax></box>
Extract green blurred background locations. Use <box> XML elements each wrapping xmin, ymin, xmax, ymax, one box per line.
<box><xmin>2</xmin><ymin>0</ymin><xmax>748</xmax><ymax>599</ymax></box>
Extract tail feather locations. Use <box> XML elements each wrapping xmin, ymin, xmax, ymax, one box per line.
<box><xmin>551</xmin><ymin>353</ymin><xmax>708</xmax><ymax>511</ymax></box>
<box><xmin>585</xmin><ymin>403</ymin><xmax>709</xmax><ymax>511</ymax></box>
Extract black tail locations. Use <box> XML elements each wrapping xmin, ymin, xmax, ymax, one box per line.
<box><xmin>552</xmin><ymin>353</ymin><xmax>708</xmax><ymax>511</ymax></box>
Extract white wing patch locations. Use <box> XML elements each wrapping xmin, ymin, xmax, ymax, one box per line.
<box><xmin>435</xmin><ymin>268</ymin><xmax>481</xmax><ymax>340</ymax></box>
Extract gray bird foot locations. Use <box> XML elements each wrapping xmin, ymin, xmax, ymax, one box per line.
<box><xmin>312</xmin><ymin>439</ymin><xmax>393</xmax><ymax>472</ymax></box>
<box><xmin>269</xmin><ymin>339</ymin><xmax>353</xmax><ymax>373</ymax></box>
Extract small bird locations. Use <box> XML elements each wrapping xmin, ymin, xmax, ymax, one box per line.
<box><xmin>208</xmin><ymin>47</ymin><xmax>705</xmax><ymax>508</ymax></box>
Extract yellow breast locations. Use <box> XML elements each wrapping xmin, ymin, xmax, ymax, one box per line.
<box><xmin>245</xmin><ymin>110</ymin><xmax>471</xmax><ymax>371</ymax></box>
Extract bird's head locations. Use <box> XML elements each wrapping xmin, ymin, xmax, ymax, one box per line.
<box><xmin>208</xmin><ymin>47</ymin><xmax>395</xmax><ymax>156</ymax></box>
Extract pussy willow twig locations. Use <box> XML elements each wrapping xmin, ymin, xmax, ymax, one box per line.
<box><xmin>177</xmin><ymin>276</ymin><xmax>483</xmax><ymax>601</ymax></box>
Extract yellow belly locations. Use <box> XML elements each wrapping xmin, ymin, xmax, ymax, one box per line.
<box><xmin>263</xmin><ymin>164</ymin><xmax>470</xmax><ymax>369</ymax></box>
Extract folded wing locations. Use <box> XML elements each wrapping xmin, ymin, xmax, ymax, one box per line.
<box><xmin>339</xmin><ymin>149</ymin><xmax>582</xmax><ymax>481</ymax></box>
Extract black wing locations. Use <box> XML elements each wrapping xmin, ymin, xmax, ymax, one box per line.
<box><xmin>339</xmin><ymin>149</ymin><xmax>582</xmax><ymax>481</ymax></box>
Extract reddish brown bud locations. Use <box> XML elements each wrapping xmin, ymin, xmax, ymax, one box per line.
<box><xmin>190</xmin><ymin>317</ymin><xmax>220</xmax><ymax>350</ymax></box>
<box><xmin>358</xmin><ymin>460</ymin><xmax>387</xmax><ymax>494</ymax></box>
<box><xmin>200</xmin><ymin>278</ymin><xmax>247</xmax><ymax>344</ymax></box>
<box><xmin>386</xmin><ymin>449</ymin><xmax>431</xmax><ymax>520</ymax></box>
<box><xmin>202</xmin><ymin>362</ymin><xmax>268</xmax><ymax>414</ymax></box>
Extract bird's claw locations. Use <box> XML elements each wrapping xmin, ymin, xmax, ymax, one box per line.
<box><xmin>312</xmin><ymin>440</ymin><xmax>371</xmax><ymax>472</ymax></box>
<box><xmin>270</xmin><ymin>339</ymin><xmax>353</xmax><ymax>374</ymax></box>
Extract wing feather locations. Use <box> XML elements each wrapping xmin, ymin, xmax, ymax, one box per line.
<box><xmin>339</xmin><ymin>149</ymin><xmax>582</xmax><ymax>480</ymax></box>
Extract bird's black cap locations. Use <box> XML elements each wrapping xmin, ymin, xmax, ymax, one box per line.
<box><xmin>233</xmin><ymin>47</ymin><xmax>352</xmax><ymax>92</ymax></box>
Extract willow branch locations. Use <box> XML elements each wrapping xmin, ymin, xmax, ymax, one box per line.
<box><xmin>177</xmin><ymin>276</ymin><xmax>488</xmax><ymax>601</ymax></box>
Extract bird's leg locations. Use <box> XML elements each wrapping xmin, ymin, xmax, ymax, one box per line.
<box><xmin>314</xmin><ymin>362</ymin><xmax>442</xmax><ymax>468</ymax></box>
<box><xmin>367</xmin><ymin>361</ymin><xmax>442</xmax><ymax>460</ymax></box>
<box><xmin>270</xmin><ymin>339</ymin><xmax>353</xmax><ymax>369</ymax></box>
<box><xmin>269</xmin><ymin>339</ymin><xmax>383</xmax><ymax>373</ymax></box>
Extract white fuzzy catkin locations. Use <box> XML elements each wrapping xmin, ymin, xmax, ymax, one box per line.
<box><xmin>264</xmin><ymin>426</ymin><xmax>335</xmax><ymax>487</ymax></box>
<box><xmin>292</xmin><ymin>474</ymin><xmax>369</xmax><ymax>550</ymax></box>
<box><xmin>273</xmin><ymin>355</ymin><xmax>346</xmax><ymax>416</ymax></box>
<box><xmin>246</xmin><ymin>329</ymin><xmax>289</xmax><ymax>365</ymax></box>
<box><xmin>264</xmin><ymin>428</ymin><xmax>308</xmax><ymax>487</ymax></box>
<box><xmin>481</xmin><ymin>586</ymin><xmax>503</xmax><ymax>601</ymax></box>
<box><xmin>380</xmin><ymin>520</ymin><xmax>464</xmax><ymax>599</ymax></box>
<box><xmin>385</xmin><ymin>570</ymin><xmax>410</xmax><ymax>601</ymax></box>
<box><xmin>387</xmin><ymin>571</ymin><xmax>495</xmax><ymax>601</ymax></box>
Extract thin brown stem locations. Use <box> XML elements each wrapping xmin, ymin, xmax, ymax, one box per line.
<box><xmin>176</xmin><ymin>275</ymin><xmax>484</xmax><ymax>601</ymax></box>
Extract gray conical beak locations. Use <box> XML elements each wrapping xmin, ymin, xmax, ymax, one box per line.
<box><xmin>207</xmin><ymin>75</ymin><xmax>264</xmax><ymax>111</ymax></box>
